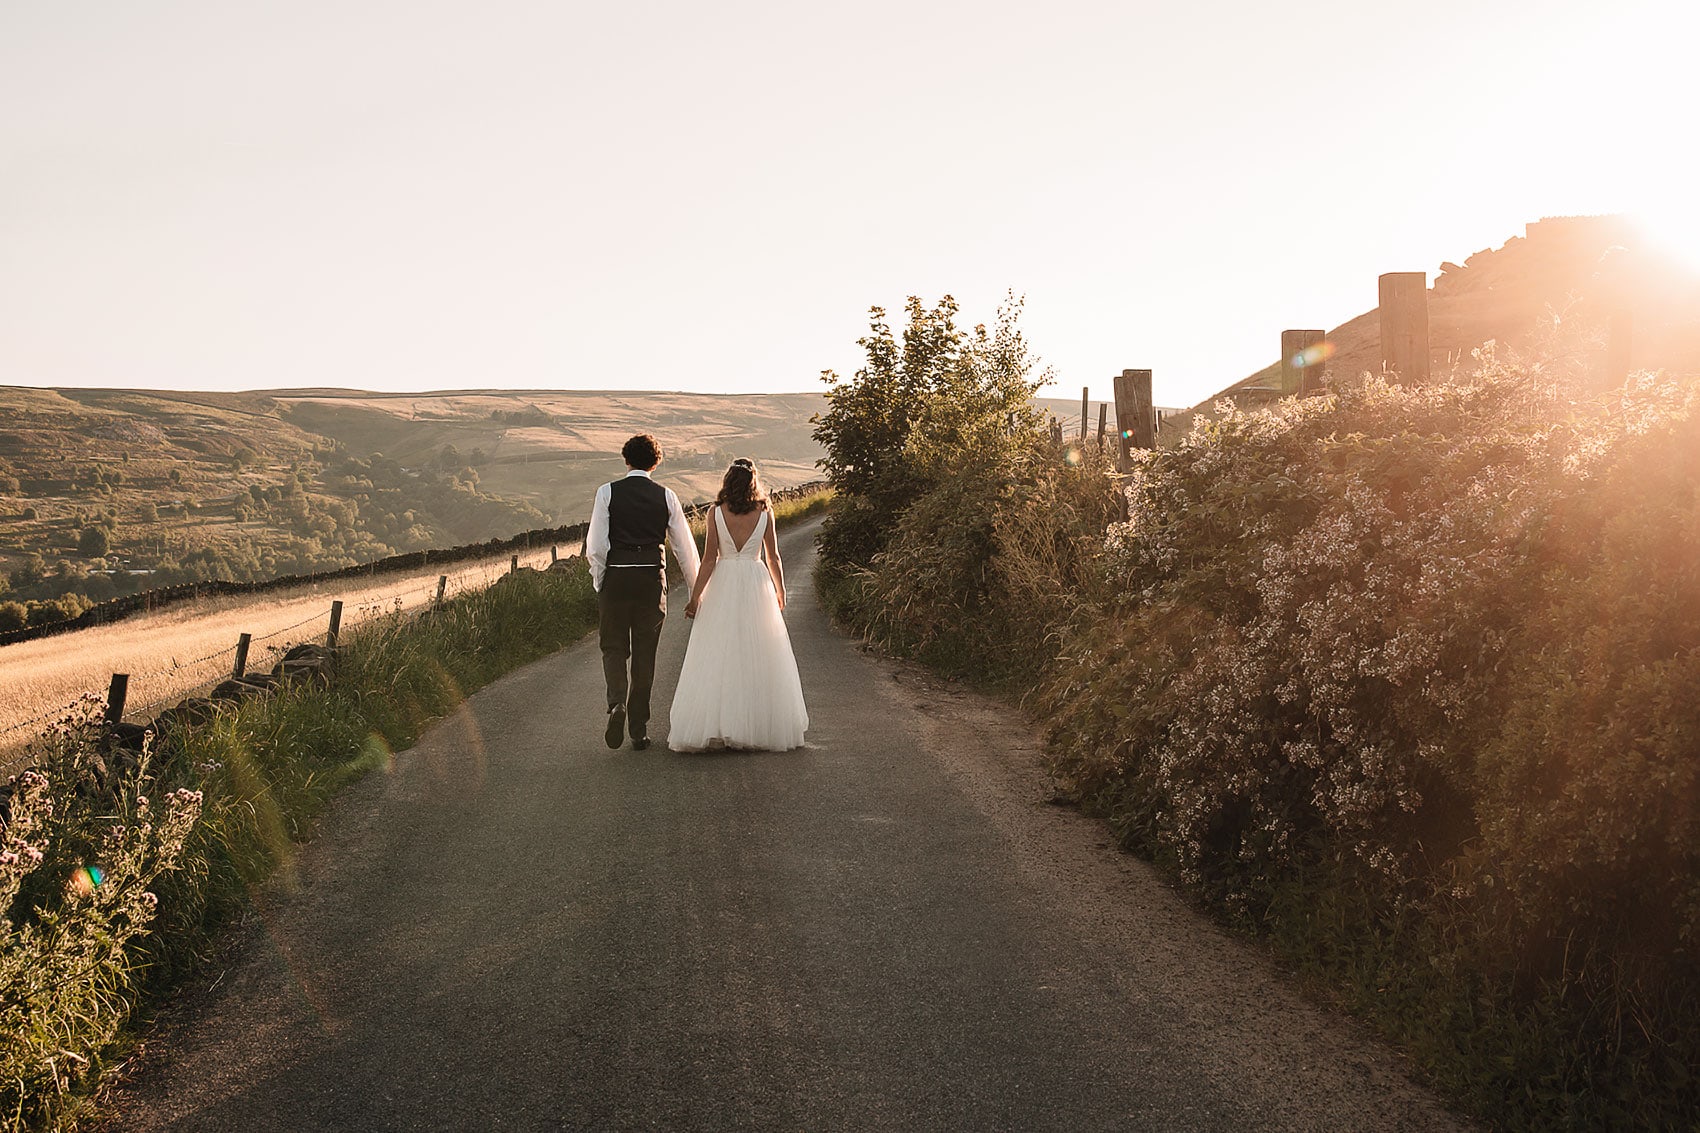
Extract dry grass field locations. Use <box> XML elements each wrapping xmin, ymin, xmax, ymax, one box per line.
<box><xmin>0</xmin><ymin>540</ymin><xmax>575</xmax><ymax>768</ymax></box>
<box><xmin>275</xmin><ymin>388</ymin><xmax>826</xmax><ymax>521</ymax></box>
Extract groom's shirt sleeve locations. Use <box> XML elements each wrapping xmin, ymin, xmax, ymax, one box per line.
<box><xmin>586</xmin><ymin>482</ymin><xmax>612</xmax><ymax>591</ymax></box>
<box><xmin>665</xmin><ymin>488</ymin><xmax>701</xmax><ymax>594</ymax></box>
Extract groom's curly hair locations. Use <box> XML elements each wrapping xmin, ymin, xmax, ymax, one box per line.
<box><xmin>622</xmin><ymin>434</ymin><xmax>662</xmax><ymax>470</ymax></box>
<box><xmin>717</xmin><ymin>458</ymin><xmax>768</xmax><ymax>515</ymax></box>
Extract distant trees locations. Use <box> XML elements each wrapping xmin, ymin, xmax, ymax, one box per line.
<box><xmin>488</xmin><ymin>406</ymin><xmax>553</xmax><ymax>427</ymax></box>
<box><xmin>77</xmin><ymin>525</ymin><xmax>110</xmax><ymax>557</ymax></box>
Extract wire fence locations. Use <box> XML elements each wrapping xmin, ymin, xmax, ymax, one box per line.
<box><xmin>1</xmin><ymin>542</ymin><xmax>578</xmax><ymax>753</ymax></box>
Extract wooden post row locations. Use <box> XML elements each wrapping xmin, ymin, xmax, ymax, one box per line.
<box><xmin>105</xmin><ymin>673</ymin><xmax>129</xmax><ymax>725</ymax></box>
<box><xmin>1378</xmin><ymin>272</ymin><xmax>1430</xmax><ymax>383</ymax></box>
<box><xmin>1112</xmin><ymin>369</ymin><xmax>1155</xmax><ymax>472</ymax></box>
<box><xmin>1281</xmin><ymin>329</ymin><xmax>1327</xmax><ymax>396</ymax></box>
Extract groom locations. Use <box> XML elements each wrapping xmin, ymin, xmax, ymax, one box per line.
<box><xmin>585</xmin><ymin>434</ymin><xmax>700</xmax><ymax>750</ymax></box>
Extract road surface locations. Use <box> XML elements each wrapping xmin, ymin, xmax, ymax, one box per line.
<box><xmin>103</xmin><ymin>520</ymin><xmax>1466</xmax><ymax>1131</ymax></box>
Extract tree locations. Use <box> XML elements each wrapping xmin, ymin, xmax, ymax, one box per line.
<box><xmin>0</xmin><ymin>601</ymin><xmax>26</xmax><ymax>631</ymax></box>
<box><xmin>812</xmin><ymin>293</ymin><xmax>1047</xmax><ymax>567</ymax></box>
<box><xmin>77</xmin><ymin>525</ymin><xmax>110</xmax><ymax>557</ymax></box>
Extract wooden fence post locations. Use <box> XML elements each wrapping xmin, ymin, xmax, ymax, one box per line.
<box><xmin>1080</xmin><ymin>387</ymin><xmax>1089</xmax><ymax>440</ymax></box>
<box><xmin>1097</xmin><ymin>403</ymin><xmax>1107</xmax><ymax>451</ymax></box>
<box><xmin>327</xmin><ymin>600</ymin><xmax>343</xmax><ymax>650</ymax></box>
<box><xmin>105</xmin><ymin>673</ymin><xmax>129</xmax><ymax>725</ymax></box>
<box><xmin>511</xmin><ymin>554</ymin><xmax>520</xmax><ymax>574</ymax></box>
<box><xmin>436</xmin><ymin>575</ymin><xmax>448</xmax><ymax>603</ymax></box>
<box><xmin>1378</xmin><ymin>272</ymin><xmax>1430</xmax><ymax>382</ymax></box>
<box><xmin>233</xmin><ymin>633</ymin><xmax>252</xmax><ymax>679</ymax></box>
<box><xmin>1281</xmin><ymin>329</ymin><xmax>1327</xmax><ymax>395</ymax></box>
<box><xmin>1113</xmin><ymin>369</ymin><xmax>1155</xmax><ymax>471</ymax></box>
<box><xmin>551</xmin><ymin>546</ymin><xmax>559</xmax><ymax>564</ymax></box>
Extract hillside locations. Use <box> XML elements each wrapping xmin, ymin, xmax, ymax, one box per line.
<box><xmin>1169</xmin><ymin>215</ymin><xmax>1700</xmax><ymax>434</ymax></box>
<box><xmin>274</xmin><ymin>389</ymin><xmax>825</xmax><ymax>521</ymax></box>
<box><xmin>0</xmin><ymin>387</ymin><xmax>825</xmax><ymax>628</ymax></box>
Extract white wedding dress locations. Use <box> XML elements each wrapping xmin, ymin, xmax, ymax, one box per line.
<box><xmin>668</xmin><ymin>506</ymin><xmax>809</xmax><ymax>751</ymax></box>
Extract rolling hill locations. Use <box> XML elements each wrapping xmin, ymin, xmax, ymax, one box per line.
<box><xmin>0</xmin><ymin>387</ymin><xmax>825</xmax><ymax>626</ymax></box>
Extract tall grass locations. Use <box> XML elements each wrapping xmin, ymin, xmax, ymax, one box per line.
<box><xmin>0</xmin><ymin>560</ymin><xmax>598</xmax><ymax>1130</ymax></box>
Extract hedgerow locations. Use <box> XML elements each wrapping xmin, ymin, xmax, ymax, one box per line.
<box><xmin>815</xmin><ymin>301</ymin><xmax>1700</xmax><ymax>1127</ymax></box>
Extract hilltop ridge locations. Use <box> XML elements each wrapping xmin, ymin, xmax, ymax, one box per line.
<box><xmin>0</xmin><ymin>388</ymin><xmax>824</xmax><ymax>629</ymax></box>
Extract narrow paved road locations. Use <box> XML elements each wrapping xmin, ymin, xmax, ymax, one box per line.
<box><xmin>106</xmin><ymin>521</ymin><xmax>1466</xmax><ymax>1132</ymax></box>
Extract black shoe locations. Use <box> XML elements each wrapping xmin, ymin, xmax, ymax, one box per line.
<box><xmin>605</xmin><ymin>705</ymin><xmax>626</xmax><ymax>749</ymax></box>
<box><xmin>630</xmin><ymin>735</ymin><xmax>651</xmax><ymax>752</ymax></box>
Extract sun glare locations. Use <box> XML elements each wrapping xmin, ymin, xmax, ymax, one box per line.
<box><xmin>1632</xmin><ymin>205</ymin><xmax>1700</xmax><ymax>277</ymax></box>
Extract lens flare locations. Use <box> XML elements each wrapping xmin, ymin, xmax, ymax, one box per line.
<box><xmin>1291</xmin><ymin>340</ymin><xmax>1336</xmax><ymax>369</ymax></box>
<box><xmin>70</xmin><ymin>865</ymin><xmax>104</xmax><ymax>897</ymax></box>
<box><xmin>362</xmin><ymin>731</ymin><xmax>395</xmax><ymax>773</ymax></box>
<box><xmin>1065</xmin><ymin>445</ymin><xmax>1083</xmax><ymax>466</ymax></box>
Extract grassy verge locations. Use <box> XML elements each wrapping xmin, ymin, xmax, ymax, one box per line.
<box><xmin>2</xmin><ymin>562</ymin><xmax>599</xmax><ymax>1130</ymax></box>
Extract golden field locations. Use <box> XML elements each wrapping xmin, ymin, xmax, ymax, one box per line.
<box><xmin>0</xmin><ymin>540</ymin><xmax>573</xmax><ymax>768</ymax></box>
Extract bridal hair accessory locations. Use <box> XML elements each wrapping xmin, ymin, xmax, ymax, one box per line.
<box><xmin>732</xmin><ymin>458</ymin><xmax>754</xmax><ymax>469</ymax></box>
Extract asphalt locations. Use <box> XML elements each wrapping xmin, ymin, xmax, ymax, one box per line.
<box><xmin>104</xmin><ymin>519</ymin><xmax>1468</xmax><ymax>1132</ymax></box>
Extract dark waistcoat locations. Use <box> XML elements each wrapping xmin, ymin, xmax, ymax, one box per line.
<box><xmin>607</xmin><ymin>476</ymin><xmax>669</xmax><ymax>567</ymax></box>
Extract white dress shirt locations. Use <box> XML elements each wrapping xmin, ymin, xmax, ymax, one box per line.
<box><xmin>586</xmin><ymin>469</ymin><xmax>701</xmax><ymax>594</ymax></box>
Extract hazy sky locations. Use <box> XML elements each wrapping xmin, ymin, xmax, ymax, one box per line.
<box><xmin>3</xmin><ymin>1</ymin><xmax>1694</xmax><ymax>408</ymax></box>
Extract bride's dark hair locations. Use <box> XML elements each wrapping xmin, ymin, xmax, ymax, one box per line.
<box><xmin>716</xmin><ymin>458</ymin><xmax>768</xmax><ymax>515</ymax></box>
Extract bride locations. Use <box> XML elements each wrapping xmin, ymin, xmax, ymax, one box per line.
<box><xmin>668</xmin><ymin>459</ymin><xmax>809</xmax><ymax>752</ymax></box>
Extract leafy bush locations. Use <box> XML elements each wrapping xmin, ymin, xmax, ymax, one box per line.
<box><xmin>856</xmin><ymin>444</ymin><xmax>1121</xmax><ymax>688</ymax></box>
<box><xmin>1</xmin><ymin>716</ymin><xmax>202</xmax><ymax>1130</ymax></box>
<box><xmin>812</xmin><ymin>294</ymin><xmax>1045</xmax><ymax>570</ymax></box>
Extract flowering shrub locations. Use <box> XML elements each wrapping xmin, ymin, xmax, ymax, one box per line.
<box><xmin>817</xmin><ymin>297</ymin><xmax>1700</xmax><ymax>1121</ymax></box>
<box><xmin>1034</xmin><ymin>355</ymin><xmax>1700</xmax><ymax>1124</ymax></box>
<box><xmin>1</xmin><ymin>708</ymin><xmax>201</xmax><ymax>1129</ymax></box>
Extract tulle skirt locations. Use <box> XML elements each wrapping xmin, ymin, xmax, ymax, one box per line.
<box><xmin>668</xmin><ymin>559</ymin><xmax>808</xmax><ymax>752</ymax></box>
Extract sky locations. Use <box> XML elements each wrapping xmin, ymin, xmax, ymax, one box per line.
<box><xmin>2</xmin><ymin>0</ymin><xmax>1696</xmax><ymax>409</ymax></box>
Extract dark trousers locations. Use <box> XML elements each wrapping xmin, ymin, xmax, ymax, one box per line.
<box><xmin>599</xmin><ymin>566</ymin><xmax>666</xmax><ymax>737</ymax></box>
